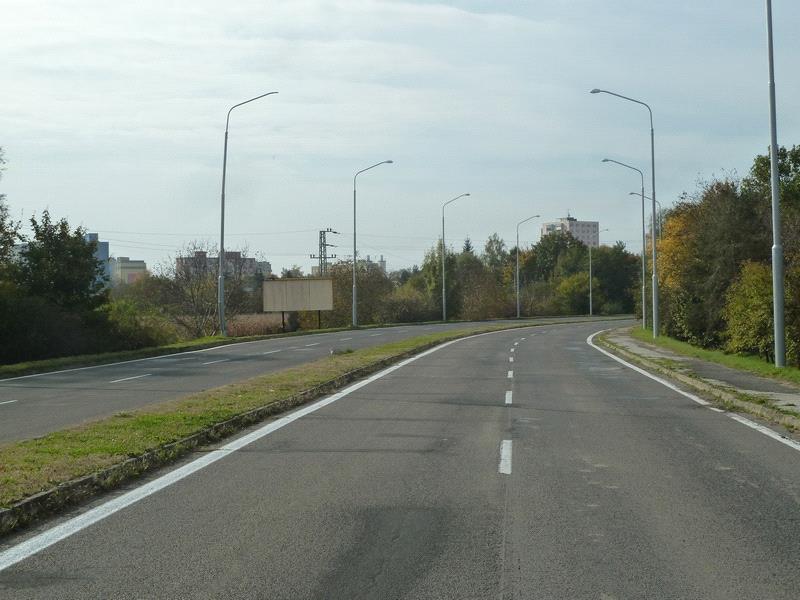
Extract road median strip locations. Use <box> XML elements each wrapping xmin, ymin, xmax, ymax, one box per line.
<box><xmin>0</xmin><ymin>324</ymin><xmax>536</xmax><ymax>537</ymax></box>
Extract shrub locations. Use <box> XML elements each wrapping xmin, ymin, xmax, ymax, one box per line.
<box><xmin>723</xmin><ymin>261</ymin><xmax>800</xmax><ymax>365</ymax></box>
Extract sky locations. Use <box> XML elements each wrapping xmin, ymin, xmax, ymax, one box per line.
<box><xmin>2</xmin><ymin>1</ymin><xmax>799</xmax><ymax>275</ymax></box>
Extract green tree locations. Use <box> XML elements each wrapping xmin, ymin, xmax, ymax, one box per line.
<box><xmin>590</xmin><ymin>242</ymin><xmax>639</xmax><ymax>313</ymax></box>
<box><xmin>723</xmin><ymin>261</ymin><xmax>800</xmax><ymax>366</ymax></box>
<box><xmin>526</xmin><ymin>231</ymin><xmax>583</xmax><ymax>282</ymax></box>
<box><xmin>0</xmin><ymin>148</ymin><xmax>20</xmax><ymax>265</ymax></box>
<box><xmin>16</xmin><ymin>210</ymin><xmax>107</xmax><ymax>311</ymax></box>
<box><xmin>482</xmin><ymin>233</ymin><xmax>508</xmax><ymax>275</ymax></box>
<box><xmin>555</xmin><ymin>272</ymin><xmax>603</xmax><ymax>315</ymax></box>
<box><xmin>658</xmin><ymin>179</ymin><xmax>768</xmax><ymax>344</ymax></box>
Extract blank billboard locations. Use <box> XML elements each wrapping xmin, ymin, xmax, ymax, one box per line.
<box><xmin>263</xmin><ymin>278</ymin><xmax>334</xmax><ymax>312</ymax></box>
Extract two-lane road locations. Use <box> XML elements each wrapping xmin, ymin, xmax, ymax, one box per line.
<box><xmin>1</xmin><ymin>321</ymin><xmax>798</xmax><ymax>598</ymax></box>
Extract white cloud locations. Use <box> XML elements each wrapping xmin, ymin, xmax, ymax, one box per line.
<box><xmin>1</xmin><ymin>1</ymin><xmax>798</xmax><ymax>271</ymax></box>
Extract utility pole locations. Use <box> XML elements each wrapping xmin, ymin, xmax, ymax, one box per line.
<box><xmin>310</xmin><ymin>228</ymin><xmax>339</xmax><ymax>276</ymax></box>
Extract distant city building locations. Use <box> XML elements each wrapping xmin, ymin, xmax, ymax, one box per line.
<box><xmin>176</xmin><ymin>251</ymin><xmax>272</xmax><ymax>278</ymax></box>
<box><xmin>358</xmin><ymin>254</ymin><xmax>387</xmax><ymax>273</ymax></box>
<box><xmin>540</xmin><ymin>216</ymin><xmax>600</xmax><ymax>248</ymax></box>
<box><xmin>85</xmin><ymin>233</ymin><xmax>111</xmax><ymax>282</ymax></box>
<box><xmin>109</xmin><ymin>257</ymin><xmax>148</xmax><ymax>285</ymax></box>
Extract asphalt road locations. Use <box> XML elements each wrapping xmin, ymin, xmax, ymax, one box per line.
<box><xmin>0</xmin><ymin>317</ymin><xmax>608</xmax><ymax>443</ymax></box>
<box><xmin>1</xmin><ymin>320</ymin><xmax>799</xmax><ymax>598</ymax></box>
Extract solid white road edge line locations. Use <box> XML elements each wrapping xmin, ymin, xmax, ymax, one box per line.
<box><xmin>499</xmin><ymin>440</ymin><xmax>512</xmax><ymax>474</ymax></box>
<box><xmin>586</xmin><ymin>330</ymin><xmax>800</xmax><ymax>454</ymax></box>
<box><xmin>108</xmin><ymin>374</ymin><xmax>152</xmax><ymax>384</ymax></box>
<box><xmin>728</xmin><ymin>414</ymin><xmax>800</xmax><ymax>452</ymax></box>
<box><xmin>0</xmin><ymin>326</ymin><xmax>531</xmax><ymax>573</ymax></box>
<box><xmin>505</xmin><ymin>391</ymin><xmax>513</xmax><ymax>405</ymax></box>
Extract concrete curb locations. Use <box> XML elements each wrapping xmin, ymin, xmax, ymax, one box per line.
<box><xmin>0</xmin><ymin>339</ymin><xmax>450</xmax><ymax>538</ymax></box>
<box><xmin>596</xmin><ymin>328</ymin><xmax>800</xmax><ymax>432</ymax></box>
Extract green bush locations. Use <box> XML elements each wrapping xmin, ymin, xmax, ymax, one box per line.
<box><xmin>555</xmin><ymin>272</ymin><xmax>603</xmax><ymax>315</ymax></box>
<box><xmin>378</xmin><ymin>286</ymin><xmax>437</xmax><ymax>323</ymax></box>
<box><xmin>98</xmin><ymin>300</ymin><xmax>179</xmax><ymax>350</ymax></box>
<box><xmin>723</xmin><ymin>261</ymin><xmax>800</xmax><ymax>366</ymax></box>
<box><xmin>722</xmin><ymin>262</ymin><xmax>774</xmax><ymax>360</ymax></box>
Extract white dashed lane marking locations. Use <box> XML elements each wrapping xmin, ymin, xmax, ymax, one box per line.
<box><xmin>499</xmin><ymin>440</ymin><xmax>513</xmax><ymax>474</ymax></box>
<box><xmin>109</xmin><ymin>374</ymin><xmax>152</xmax><ymax>384</ymax></box>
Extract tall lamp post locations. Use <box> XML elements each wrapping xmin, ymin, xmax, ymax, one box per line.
<box><xmin>441</xmin><ymin>193</ymin><xmax>471</xmax><ymax>321</ymax></box>
<box><xmin>765</xmin><ymin>0</ymin><xmax>786</xmax><ymax>367</ymax></box>
<box><xmin>602</xmin><ymin>158</ymin><xmax>647</xmax><ymax>329</ymax></box>
<box><xmin>515</xmin><ymin>214</ymin><xmax>540</xmax><ymax>319</ymax></box>
<box><xmin>592</xmin><ymin>88</ymin><xmax>659</xmax><ymax>337</ymax></box>
<box><xmin>218</xmin><ymin>91</ymin><xmax>278</xmax><ymax>337</ymax></box>
<box><xmin>629</xmin><ymin>193</ymin><xmax>662</xmax><ymax>240</ymax></box>
<box><xmin>589</xmin><ymin>228</ymin><xmax>609</xmax><ymax>316</ymax></box>
<box><xmin>352</xmin><ymin>160</ymin><xmax>393</xmax><ymax>328</ymax></box>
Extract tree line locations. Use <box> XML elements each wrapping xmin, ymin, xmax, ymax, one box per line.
<box><xmin>657</xmin><ymin>146</ymin><xmax>800</xmax><ymax>366</ymax></box>
<box><xmin>298</xmin><ymin>231</ymin><xmax>640</xmax><ymax>329</ymax></box>
<box><xmin>0</xmin><ymin>144</ymin><xmax>640</xmax><ymax>364</ymax></box>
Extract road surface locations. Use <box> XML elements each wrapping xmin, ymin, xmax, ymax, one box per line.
<box><xmin>1</xmin><ymin>320</ymin><xmax>798</xmax><ymax>599</ymax></box>
<box><xmin>0</xmin><ymin>318</ymin><xmax>603</xmax><ymax>443</ymax></box>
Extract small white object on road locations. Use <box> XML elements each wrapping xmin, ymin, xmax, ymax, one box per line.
<box><xmin>499</xmin><ymin>440</ymin><xmax>513</xmax><ymax>474</ymax></box>
<box><xmin>108</xmin><ymin>374</ymin><xmax>152</xmax><ymax>384</ymax></box>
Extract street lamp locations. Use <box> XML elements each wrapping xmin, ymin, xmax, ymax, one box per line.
<box><xmin>628</xmin><ymin>192</ymin><xmax>662</xmax><ymax>240</ymax></box>
<box><xmin>592</xmin><ymin>88</ymin><xmax>659</xmax><ymax>337</ymax></box>
<box><xmin>765</xmin><ymin>0</ymin><xmax>786</xmax><ymax>367</ymax></box>
<box><xmin>602</xmin><ymin>158</ymin><xmax>647</xmax><ymax>329</ymax></box>
<box><xmin>589</xmin><ymin>228</ymin><xmax>609</xmax><ymax>316</ymax></box>
<box><xmin>515</xmin><ymin>214</ymin><xmax>540</xmax><ymax>319</ymax></box>
<box><xmin>352</xmin><ymin>160</ymin><xmax>393</xmax><ymax>328</ymax></box>
<box><xmin>441</xmin><ymin>193</ymin><xmax>471</xmax><ymax>321</ymax></box>
<box><xmin>218</xmin><ymin>91</ymin><xmax>278</xmax><ymax>337</ymax></box>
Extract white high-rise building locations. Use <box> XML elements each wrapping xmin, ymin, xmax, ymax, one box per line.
<box><xmin>541</xmin><ymin>216</ymin><xmax>600</xmax><ymax>248</ymax></box>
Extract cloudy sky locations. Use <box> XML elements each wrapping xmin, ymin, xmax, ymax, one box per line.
<box><xmin>2</xmin><ymin>1</ymin><xmax>798</xmax><ymax>274</ymax></box>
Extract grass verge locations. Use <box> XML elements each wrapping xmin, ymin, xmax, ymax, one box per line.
<box><xmin>630</xmin><ymin>327</ymin><xmax>800</xmax><ymax>387</ymax></box>
<box><xmin>0</xmin><ymin>324</ymin><xmax>527</xmax><ymax>514</ymax></box>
